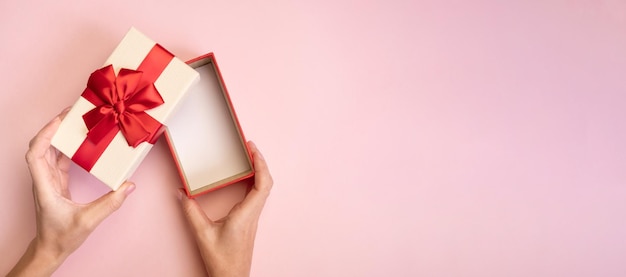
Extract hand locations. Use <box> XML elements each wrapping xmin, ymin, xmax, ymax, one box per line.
<box><xmin>179</xmin><ymin>141</ymin><xmax>273</xmax><ymax>277</ymax></box>
<box><xmin>8</xmin><ymin>109</ymin><xmax>136</xmax><ymax>277</ymax></box>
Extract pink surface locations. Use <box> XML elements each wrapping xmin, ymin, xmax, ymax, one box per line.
<box><xmin>1</xmin><ymin>1</ymin><xmax>625</xmax><ymax>276</ymax></box>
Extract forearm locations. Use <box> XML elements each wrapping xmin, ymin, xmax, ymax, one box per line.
<box><xmin>7</xmin><ymin>238</ymin><xmax>66</xmax><ymax>277</ymax></box>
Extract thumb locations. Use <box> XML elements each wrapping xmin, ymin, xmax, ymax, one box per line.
<box><xmin>178</xmin><ymin>189</ymin><xmax>213</xmax><ymax>235</ymax></box>
<box><xmin>84</xmin><ymin>182</ymin><xmax>135</xmax><ymax>229</ymax></box>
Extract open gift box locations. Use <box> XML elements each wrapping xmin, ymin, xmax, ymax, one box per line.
<box><xmin>165</xmin><ymin>53</ymin><xmax>255</xmax><ymax>197</ymax></box>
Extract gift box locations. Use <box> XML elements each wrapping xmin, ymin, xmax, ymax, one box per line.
<box><xmin>165</xmin><ymin>53</ymin><xmax>254</xmax><ymax>197</ymax></box>
<box><xmin>51</xmin><ymin>27</ymin><xmax>199</xmax><ymax>191</ymax></box>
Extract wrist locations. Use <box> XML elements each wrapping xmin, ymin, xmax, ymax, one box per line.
<box><xmin>204</xmin><ymin>258</ymin><xmax>250</xmax><ymax>277</ymax></box>
<box><xmin>207</xmin><ymin>268</ymin><xmax>250</xmax><ymax>277</ymax></box>
<box><xmin>7</xmin><ymin>238</ymin><xmax>67</xmax><ymax>277</ymax></box>
<box><xmin>32</xmin><ymin>237</ymin><xmax>69</xmax><ymax>266</ymax></box>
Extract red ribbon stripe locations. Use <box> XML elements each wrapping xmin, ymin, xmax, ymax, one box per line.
<box><xmin>72</xmin><ymin>44</ymin><xmax>174</xmax><ymax>171</ymax></box>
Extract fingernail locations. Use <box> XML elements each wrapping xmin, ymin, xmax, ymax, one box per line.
<box><xmin>59</xmin><ymin>107</ymin><xmax>71</xmax><ymax>116</ymax></box>
<box><xmin>177</xmin><ymin>189</ymin><xmax>184</xmax><ymax>200</ymax></box>
<box><xmin>258</xmin><ymin>150</ymin><xmax>265</xmax><ymax>160</ymax></box>
<box><xmin>124</xmin><ymin>183</ymin><xmax>136</xmax><ymax>196</ymax></box>
<box><xmin>250</xmin><ymin>141</ymin><xmax>264</xmax><ymax>160</ymax></box>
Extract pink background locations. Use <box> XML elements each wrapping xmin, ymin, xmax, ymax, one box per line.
<box><xmin>1</xmin><ymin>0</ymin><xmax>626</xmax><ymax>276</ymax></box>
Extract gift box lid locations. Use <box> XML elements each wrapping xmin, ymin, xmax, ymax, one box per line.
<box><xmin>51</xmin><ymin>27</ymin><xmax>199</xmax><ymax>191</ymax></box>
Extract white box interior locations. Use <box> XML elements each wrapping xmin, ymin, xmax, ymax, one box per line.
<box><xmin>166</xmin><ymin>60</ymin><xmax>252</xmax><ymax>193</ymax></box>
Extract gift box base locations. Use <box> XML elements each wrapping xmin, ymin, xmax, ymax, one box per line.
<box><xmin>165</xmin><ymin>53</ymin><xmax>254</xmax><ymax>197</ymax></box>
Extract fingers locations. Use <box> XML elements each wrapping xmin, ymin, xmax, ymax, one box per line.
<box><xmin>27</xmin><ymin>108</ymin><xmax>72</xmax><ymax>193</ymax></box>
<box><xmin>57</xmin><ymin>152</ymin><xmax>71</xmax><ymax>172</ymax></box>
<box><xmin>82</xmin><ymin>182</ymin><xmax>135</xmax><ymax>229</ymax></box>
<box><xmin>179</xmin><ymin>189</ymin><xmax>215</xmax><ymax>242</ymax></box>
<box><xmin>26</xmin><ymin>108</ymin><xmax>71</xmax><ymax>164</ymax></box>
<box><xmin>238</xmin><ymin>141</ymin><xmax>273</xmax><ymax>217</ymax></box>
<box><xmin>178</xmin><ymin>189</ymin><xmax>213</xmax><ymax>237</ymax></box>
<box><xmin>249</xmin><ymin>141</ymin><xmax>273</xmax><ymax>193</ymax></box>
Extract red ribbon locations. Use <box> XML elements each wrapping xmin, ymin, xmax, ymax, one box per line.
<box><xmin>72</xmin><ymin>44</ymin><xmax>174</xmax><ymax>171</ymax></box>
<box><xmin>82</xmin><ymin>65</ymin><xmax>164</xmax><ymax>148</ymax></box>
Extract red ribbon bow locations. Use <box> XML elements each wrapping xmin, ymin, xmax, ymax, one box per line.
<box><xmin>81</xmin><ymin>65</ymin><xmax>164</xmax><ymax>148</ymax></box>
